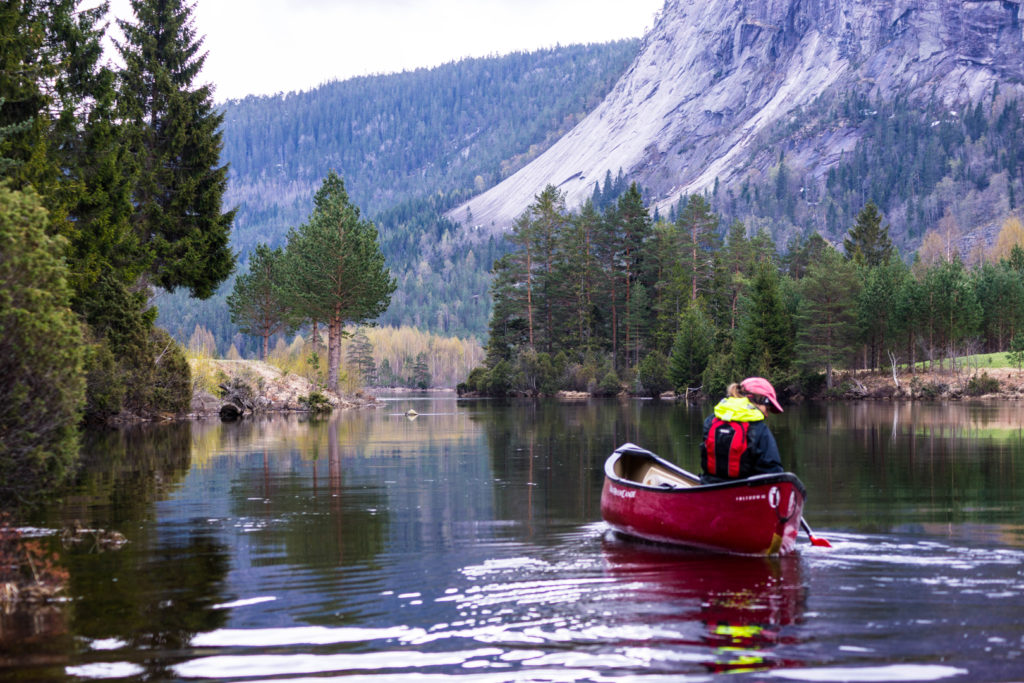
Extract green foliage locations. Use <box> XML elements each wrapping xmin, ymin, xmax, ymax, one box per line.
<box><xmin>595</xmin><ymin>369</ymin><xmax>623</xmax><ymax>397</ymax></box>
<box><xmin>0</xmin><ymin>186</ymin><xmax>85</xmax><ymax>508</ymax></box>
<box><xmin>149</xmin><ymin>329</ymin><xmax>191</xmax><ymax>413</ymax></box>
<box><xmin>668</xmin><ymin>304</ymin><xmax>716</xmax><ymax>390</ymax></box>
<box><xmin>279</xmin><ymin>171</ymin><xmax>396</xmax><ymax>391</ymax></box>
<box><xmin>117</xmin><ymin>0</ymin><xmax>235</xmax><ymax>299</ymax></box>
<box><xmin>227</xmin><ymin>243</ymin><xmax>289</xmax><ymax>359</ymax></box>
<box><xmin>1008</xmin><ymin>334</ymin><xmax>1024</xmax><ymax>371</ymax></box>
<box><xmin>965</xmin><ymin>372</ymin><xmax>1000</xmax><ymax>396</ymax></box>
<box><xmin>701</xmin><ymin>352</ymin><xmax>738</xmax><ymax>399</ymax></box>
<box><xmin>485</xmin><ymin>360</ymin><xmax>514</xmax><ymax>396</ymax></box>
<box><xmin>298</xmin><ymin>391</ymin><xmax>332</xmax><ymax>413</ymax></box>
<box><xmin>345</xmin><ymin>329</ymin><xmax>377</xmax><ymax>386</ymax></box>
<box><xmin>637</xmin><ymin>351</ymin><xmax>672</xmax><ymax>398</ymax></box>
<box><xmin>844</xmin><ymin>201</ymin><xmax>894</xmax><ymax>266</ymax></box>
<box><xmin>795</xmin><ymin>245</ymin><xmax>861</xmax><ymax>387</ymax></box>
<box><xmin>82</xmin><ymin>337</ymin><xmax>126</xmax><ymax>421</ymax></box>
<box><xmin>733</xmin><ymin>260</ymin><xmax>795</xmax><ymax>383</ymax></box>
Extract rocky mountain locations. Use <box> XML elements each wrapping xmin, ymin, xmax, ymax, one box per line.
<box><xmin>452</xmin><ymin>0</ymin><xmax>1024</xmax><ymax>238</ymax></box>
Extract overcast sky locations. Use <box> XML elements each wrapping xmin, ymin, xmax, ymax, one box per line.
<box><xmin>102</xmin><ymin>0</ymin><xmax>664</xmax><ymax>101</ymax></box>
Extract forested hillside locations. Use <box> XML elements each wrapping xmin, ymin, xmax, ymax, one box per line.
<box><xmin>156</xmin><ymin>41</ymin><xmax>640</xmax><ymax>353</ymax></box>
<box><xmin>704</xmin><ymin>90</ymin><xmax>1024</xmax><ymax>258</ymax></box>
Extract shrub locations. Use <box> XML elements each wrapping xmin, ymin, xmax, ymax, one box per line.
<box><xmin>965</xmin><ymin>372</ymin><xmax>1000</xmax><ymax>396</ymax></box>
<box><xmin>299</xmin><ymin>391</ymin><xmax>332</xmax><ymax>413</ymax></box>
<box><xmin>638</xmin><ymin>351</ymin><xmax>672</xmax><ymax>398</ymax></box>
<box><xmin>150</xmin><ymin>329</ymin><xmax>192</xmax><ymax>414</ymax></box>
<box><xmin>0</xmin><ymin>186</ymin><xmax>85</xmax><ymax>507</ymax></box>
<box><xmin>595</xmin><ymin>369</ymin><xmax>622</xmax><ymax>397</ymax></box>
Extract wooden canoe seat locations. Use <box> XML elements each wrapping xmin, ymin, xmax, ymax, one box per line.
<box><xmin>640</xmin><ymin>463</ymin><xmax>695</xmax><ymax>488</ymax></box>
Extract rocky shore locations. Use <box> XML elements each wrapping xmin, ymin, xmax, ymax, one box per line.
<box><xmin>188</xmin><ymin>359</ymin><xmax>380</xmax><ymax>419</ymax></box>
<box><xmin>817</xmin><ymin>367</ymin><xmax>1024</xmax><ymax>402</ymax></box>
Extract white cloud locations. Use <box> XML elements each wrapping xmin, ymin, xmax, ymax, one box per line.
<box><xmin>101</xmin><ymin>0</ymin><xmax>662</xmax><ymax>100</ymax></box>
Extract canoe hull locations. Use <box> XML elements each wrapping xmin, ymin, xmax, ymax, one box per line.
<box><xmin>600</xmin><ymin>444</ymin><xmax>807</xmax><ymax>556</ymax></box>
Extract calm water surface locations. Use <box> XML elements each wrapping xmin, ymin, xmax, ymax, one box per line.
<box><xmin>5</xmin><ymin>396</ymin><xmax>1024</xmax><ymax>682</ymax></box>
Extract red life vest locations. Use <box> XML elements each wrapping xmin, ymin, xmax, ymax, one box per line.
<box><xmin>703</xmin><ymin>417</ymin><xmax>751</xmax><ymax>478</ymax></box>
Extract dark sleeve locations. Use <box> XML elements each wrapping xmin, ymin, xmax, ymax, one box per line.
<box><xmin>699</xmin><ymin>415</ymin><xmax>712</xmax><ymax>477</ymax></box>
<box><xmin>749</xmin><ymin>422</ymin><xmax>784</xmax><ymax>474</ymax></box>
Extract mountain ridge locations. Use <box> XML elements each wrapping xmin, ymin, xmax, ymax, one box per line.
<box><xmin>452</xmin><ymin>0</ymin><xmax>1024</xmax><ymax>235</ymax></box>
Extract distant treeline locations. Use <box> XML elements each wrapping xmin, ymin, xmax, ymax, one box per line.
<box><xmin>463</xmin><ymin>183</ymin><xmax>1024</xmax><ymax>398</ymax></box>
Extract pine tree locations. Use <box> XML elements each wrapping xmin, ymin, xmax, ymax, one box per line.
<box><xmin>279</xmin><ymin>172</ymin><xmax>396</xmax><ymax>392</ymax></box>
<box><xmin>346</xmin><ymin>329</ymin><xmax>378</xmax><ymax>386</ymax></box>
<box><xmin>227</xmin><ymin>244</ymin><xmax>289</xmax><ymax>360</ymax></box>
<box><xmin>733</xmin><ymin>260</ymin><xmax>795</xmax><ymax>382</ymax></box>
<box><xmin>676</xmin><ymin>194</ymin><xmax>721</xmax><ymax>301</ymax></box>
<box><xmin>668</xmin><ymin>303</ymin><xmax>716</xmax><ymax>390</ymax></box>
<box><xmin>795</xmin><ymin>247</ymin><xmax>861</xmax><ymax>388</ymax></box>
<box><xmin>844</xmin><ymin>201</ymin><xmax>894</xmax><ymax>267</ymax></box>
<box><xmin>116</xmin><ymin>0</ymin><xmax>235</xmax><ymax>299</ymax></box>
<box><xmin>603</xmin><ymin>183</ymin><xmax>652</xmax><ymax>368</ymax></box>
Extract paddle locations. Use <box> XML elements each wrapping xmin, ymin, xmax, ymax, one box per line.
<box><xmin>800</xmin><ymin>517</ymin><xmax>832</xmax><ymax>547</ymax></box>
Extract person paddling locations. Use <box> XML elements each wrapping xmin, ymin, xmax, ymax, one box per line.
<box><xmin>700</xmin><ymin>377</ymin><xmax>784</xmax><ymax>484</ymax></box>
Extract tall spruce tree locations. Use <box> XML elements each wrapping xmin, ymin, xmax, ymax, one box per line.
<box><xmin>117</xmin><ymin>0</ymin><xmax>234</xmax><ymax>299</ymax></box>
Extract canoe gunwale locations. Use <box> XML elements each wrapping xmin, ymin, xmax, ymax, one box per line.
<box><xmin>604</xmin><ymin>442</ymin><xmax>808</xmax><ymax>500</ymax></box>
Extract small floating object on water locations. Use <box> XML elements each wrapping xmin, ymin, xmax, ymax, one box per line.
<box><xmin>61</xmin><ymin>521</ymin><xmax>128</xmax><ymax>552</ymax></box>
<box><xmin>405</xmin><ymin>409</ymin><xmax>419</xmax><ymax>419</ymax></box>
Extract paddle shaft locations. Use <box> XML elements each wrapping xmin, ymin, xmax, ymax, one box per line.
<box><xmin>800</xmin><ymin>517</ymin><xmax>832</xmax><ymax>547</ymax></box>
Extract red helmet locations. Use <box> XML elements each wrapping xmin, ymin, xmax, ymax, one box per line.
<box><xmin>740</xmin><ymin>377</ymin><xmax>783</xmax><ymax>413</ymax></box>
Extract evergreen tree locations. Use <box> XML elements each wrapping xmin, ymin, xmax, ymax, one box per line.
<box><xmin>795</xmin><ymin>246</ymin><xmax>861</xmax><ymax>388</ymax></box>
<box><xmin>603</xmin><ymin>183</ymin><xmax>652</xmax><ymax>368</ymax></box>
<box><xmin>0</xmin><ymin>186</ymin><xmax>85</xmax><ymax>507</ymax></box>
<box><xmin>844</xmin><ymin>201</ymin><xmax>894</xmax><ymax>267</ymax></box>
<box><xmin>973</xmin><ymin>262</ymin><xmax>1024</xmax><ymax>352</ymax></box>
<box><xmin>227</xmin><ymin>244</ymin><xmax>289</xmax><ymax>360</ymax></box>
<box><xmin>668</xmin><ymin>303</ymin><xmax>716</xmax><ymax>390</ymax></box>
<box><xmin>855</xmin><ymin>256</ymin><xmax>910</xmax><ymax>370</ymax></box>
<box><xmin>411</xmin><ymin>351</ymin><xmax>432</xmax><ymax>389</ymax></box>
<box><xmin>637</xmin><ymin>350</ymin><xmax>672</xmax><ymax>398</ymax></box>
<box><xmin>346</xmin><ymin>329</ymin><xmax>378</xmax><ymax>386</ymax></box>
<box><xmin>920</xmin><ymin>259</ymin><xmax>982</xmax><ymax>367</ymax></box>
<box><xmin>676</xmin><ymin>194</ymin><xmax>721</xmax><ymax>301</ymax></box>
<box><xmin>525</xmin><ymin>185</ymin><xmax>568</xmax><ymax>353</ymax></box>
<box><xmin>562</xmin><ymin>199</ymin><xmax>601</xmax><ymax>350</ymax></box>
<box><xmin>116</xmin><ymin>0</ymin><xmax>235</xmax><ymax>299</ymax></box>
<box><xmin>714</xmin><ymin>220</ymin><xmax>755</xmax><ymax>332</ymax></box>
<box><xmin>279</xmin><ymin>171</ymin><xmax>395</xmax><ymax>392</ymax></box>
<box><xmin>733</xmin><ymin>260</ymin><xmax>795</xmax><ymax>382</ymax></box>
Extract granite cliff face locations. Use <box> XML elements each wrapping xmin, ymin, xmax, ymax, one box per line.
<box><xmin>452</xmin><ymin>0</ymin><xmax>1024</xmax><ymax>231</ymax></box>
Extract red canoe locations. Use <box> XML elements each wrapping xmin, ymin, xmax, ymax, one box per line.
<box><xmin>600</xmin><ymin>443</ymin><xmax>807</xmax><ymax>556</ymax></box>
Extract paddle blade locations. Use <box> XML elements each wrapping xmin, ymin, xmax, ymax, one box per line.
<box><xmin>800</xmin><ymin>518</ymin><xmax>833</xmax><ymax>548</ymax></box>
<box><xmin>808</xmin><ymin>534</ymin><xmax>832</xmax><ymax>548</ymax></box>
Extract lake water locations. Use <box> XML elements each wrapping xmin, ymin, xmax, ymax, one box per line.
<box><xmin>6</xmin><ymin>395</ymin><xmax>1024</xmax><ymax>682</ymax></box>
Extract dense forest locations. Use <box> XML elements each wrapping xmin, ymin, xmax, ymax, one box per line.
<box><xmin>156</xmin><ymin>41</ymin><xmax>642</xmax><ymax>353</ymax></box>
<box><xmin>463</xmin><ymin>181</ymin><xmax>1024</xmax><ymax>400</ymax></box>
<box><xmin>705</xmin><ymin>90</ymin><xmax>1024</xmax><ymax>257</ymax></box>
